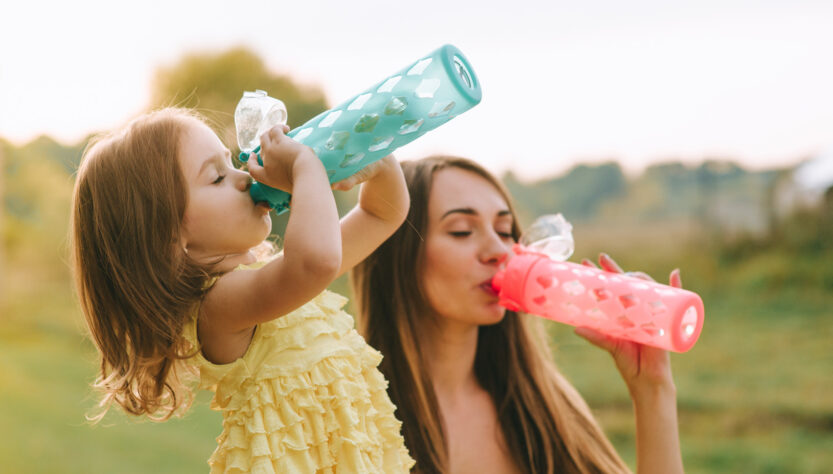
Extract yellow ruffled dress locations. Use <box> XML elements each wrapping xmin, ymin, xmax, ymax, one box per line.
<box><xmin>185</xmin><ymin>289</ymin><xmax>415</xmax><ymax>473</ymax></box>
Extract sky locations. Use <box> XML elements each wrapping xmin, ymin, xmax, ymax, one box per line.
<box><xmin>2</xmin><ymin>0</ymin><xmax>833</xmax><ymax>179</ymax></box>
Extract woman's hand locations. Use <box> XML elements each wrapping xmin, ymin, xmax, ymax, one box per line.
<box><xmin>574</xmin><ymin>253</ymin><xmax>680</xmax><ymax>395</ymax></box>
<box><xmin>577</xmin><ymin>254</ymin><xmax>685</xmax><ymax>474</ymax></box>
<box><xmin>331</xmin><ymin>154</ymin><xmax>399</xmax><ymax>191</ymax></box>
<box><xmin>332</xmin><ymin>154</ymin><xmax>409</xmax><ymax>277</ymax></box>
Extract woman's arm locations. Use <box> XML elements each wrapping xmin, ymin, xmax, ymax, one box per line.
<box><xmin>576</xmin><ymin>254</ymin><xmax>685</xmax><ymax>474</ymax></box>
<box><xmin>630</xmin><ymin>378</ymin><xmax>684</xmax><ymax>474</ymax></box>
<box><xmin>332</xmin><ymin>155</ymin><xmax>410</xmax><ymax>277</ymax></box>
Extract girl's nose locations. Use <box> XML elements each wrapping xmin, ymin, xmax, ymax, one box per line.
<box><xmin>232</xmin><ymin>169</ymin><xmax>252</xmax><ymax>192</ymax></box>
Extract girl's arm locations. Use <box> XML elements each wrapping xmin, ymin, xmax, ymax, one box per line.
<box><xmin>576</xmin><ymin>255</ymin><xmax>685</xmax><ymax>474</ymax></box>
<box><xmin>331</xmin><ymin>155</ymin><xmax>410</xmax><ymax>277</ymax></box>
<box><xmin>202</xmin><ymin>126</ymin><xmax>341</xmax><ymax>334</ymax></box>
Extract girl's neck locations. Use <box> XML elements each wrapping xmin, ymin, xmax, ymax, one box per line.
<box><xmin>190</xmin><ymin>249</ymin><xmax>257</xmax><ymax>273</ymax></box>
<box><xmin>421</xmin><ymin>317</ymin><xmax>482</xmax><ymax>400</ymax></box>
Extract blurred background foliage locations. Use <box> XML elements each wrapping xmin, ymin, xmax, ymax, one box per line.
<box><xmin>1</xmin><ymin>47</ymin><xmax>831</xmax><ymax>473</ymax></box>
<box><xmin>149</xmin><ymin>47</ymin><xmax>328</xmax><ymax>149</ymax></box>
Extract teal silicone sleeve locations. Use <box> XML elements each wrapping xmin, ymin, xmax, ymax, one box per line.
<box><xmin>247</xmin><ymin>44</ymin><xmax>481</xmax><ymax>213</ymax></box>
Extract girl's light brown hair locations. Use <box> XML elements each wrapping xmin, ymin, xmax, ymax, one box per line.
<box><xmin>351</xmin><ymin>156</ymin><xmax>631</xmax><ymax>473</ymax></box>
<box><xmin>71</xmin><ymin>108</ymin><xmax>212</xmax><ymax>421</ymax></box>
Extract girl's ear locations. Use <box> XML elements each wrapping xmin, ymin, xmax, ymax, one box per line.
<box><xmin>179</xmin><ymin>218</ymin><xmax>191</xmax><ymax>251</ymax></box>
<box><xmin>175</xmin><ymin>231</ymin><xmax>190</xmax><ymax>256</ymax></box>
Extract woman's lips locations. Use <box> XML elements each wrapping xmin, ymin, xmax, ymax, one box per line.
<box><xmin>480</xmin><ymin>281</ymin><xmax>498</xmax><ymax>297</ymax></box>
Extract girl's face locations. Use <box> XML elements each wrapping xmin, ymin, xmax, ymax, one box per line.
<box><xmin>179</xmin><ymin>120</ymin><xmax>272</xmax><ymax>260</ymax></box>
<box><xmin>420</xmin><ymin>167</ymin><xmax>515</xmax><ymax>327</ymax></box>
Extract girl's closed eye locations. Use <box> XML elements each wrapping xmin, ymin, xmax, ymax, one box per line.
<box><xmin>448</xmin><ymin>230</ymin><xmax>472</xmax><ymax>237</ymax></box>
<box><xmin>212</xmin><ymin>174</ymin><xmax>226</xmax><ymax>184</ymax></box>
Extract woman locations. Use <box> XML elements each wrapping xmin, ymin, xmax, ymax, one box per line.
<box><xmin>351</xmin><ymin>156</ymin><xmax>684</xmax><ymax>473</ymax></box>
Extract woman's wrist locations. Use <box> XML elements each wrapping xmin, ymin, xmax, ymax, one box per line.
<box><xmin>631</xmin><ymin>379</ymin><xmax>684</xmax><ymax>474</ymax></box>
<box><xmin>629</xmin><ymin>378</ymin><xmax>677</xmax><ymax>407</ymax></box>
<box><xmin>359</xmin><ymin>160</ymin><xmax>409</xmax><ymax>221</ymax></box>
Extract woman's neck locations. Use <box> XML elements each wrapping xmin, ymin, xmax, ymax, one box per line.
<box><xmin>421</xmin><ymin>318</ymin><xmax>481</xmax><ymax>400</ymax></box>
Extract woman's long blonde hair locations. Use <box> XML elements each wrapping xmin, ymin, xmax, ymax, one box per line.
<box><xmin>351</xmin><ymin>156</ymin><xmax>631</xmax><ymax>473</ymax></box>
<box><xmin>71</xmin><ymin>108</ymin><xmax>212</xmax><ymax>421</ymax></box>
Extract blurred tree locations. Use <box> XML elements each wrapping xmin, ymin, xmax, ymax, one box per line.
<box><xmin>149</xmin><ymin>47</ymin><xmax>329</xmax><ymax>152</ymax></box>
<box><xmin>149</xmin><ymin>47</ymin><xmax>341</xmax><ymax>236</ymax></box>
<box><xmin>0</xmin><ymin>142</ymin><xmax>5</xmax><ymax>305</ymax></box>
<box><xmin>503</xmin><ymin>162</ymin><xmax>627</xmax><ymax>223</ymax></box>
<box><xmin>1</xmin><ymin>137</ymin><xmax>75</xmax><ymax>303</ymax></box>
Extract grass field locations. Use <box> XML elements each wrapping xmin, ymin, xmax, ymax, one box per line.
<box><xmin>1</xmin><ymin>267</ymin><xmax>831</xmax><ymax>473</ymax></box>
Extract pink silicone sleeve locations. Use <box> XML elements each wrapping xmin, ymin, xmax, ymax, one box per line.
<box><xmin>492</xmin><ymin>245</ymin><xmax>704</xmax><ymax>352</ymax></box>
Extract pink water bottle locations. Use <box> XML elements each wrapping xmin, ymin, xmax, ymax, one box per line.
<box><xmin>491</xmin><ymin>215</ymin><xmax>704</xmax><ymax>353</ymax></box>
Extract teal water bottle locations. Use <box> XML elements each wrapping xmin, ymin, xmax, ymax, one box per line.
<box><xmin>235</xmin><ymin>44</ymin><xmax>482</xmax><ymax>213</ymax></box>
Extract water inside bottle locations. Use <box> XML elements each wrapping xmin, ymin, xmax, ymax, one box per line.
<box><xmin>354</xmin><ymin>114</ymin><xmax>379</xmax><ymax>133</ymax></box>
<box><xmin>385</xmin><ymin>97</ymin><xmax>408</xmax><ymax>116</ymax></box>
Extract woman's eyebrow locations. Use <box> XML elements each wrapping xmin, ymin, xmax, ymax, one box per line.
<box><xmin>441</xmin><ymin>208</ymin><xmax>512</xmax><ymax>220</ymax></box>
<box><xmin>441</xmin><ymin>207</ymin><xmax>477</xmax><ymax>220</ymax></box>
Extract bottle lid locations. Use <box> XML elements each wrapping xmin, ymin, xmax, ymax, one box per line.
<box><xmin>520</xmin><ymin>213</ymin><xmax>575</xmax><ymax>261</ymax></box>
<box><xmin>234</xmin><ymin>90</ymin><xmax>288</xmax><ymax>153</ymax></box>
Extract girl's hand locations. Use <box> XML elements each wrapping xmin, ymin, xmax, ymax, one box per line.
<box><xmin>575</xmin><ymin>253</ymin><xmax>680</xmax><ymax>396</ymax></box>
<box><xmin>331</xmin><ymin>154</ymin><xmax>398</xmax><ymax>191</ymax></box>
<box><xmin>248</xmin><ymin>125</ymin><xmax>317</xmax><ymax>192</ymax></box>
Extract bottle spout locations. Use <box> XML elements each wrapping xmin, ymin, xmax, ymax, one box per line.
<box><xmin>492</xmin><ymin>262</ymin><xmax>522</xmax><ymax>312</ymax></box>
<box><xmin>491</xmin><ymin>269</ymin><xmax>505</xmax><ymax>292</ymax></box>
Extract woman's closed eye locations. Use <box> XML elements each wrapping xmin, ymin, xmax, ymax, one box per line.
<box><xmin>212</xmin><ymin>174</ymin><xmax>226</xmax><ymax>184</ymax></box>
<box><xmin>448</xmin><ymin>230</ymin><xmax>513</xmax><ymax>239</ymax></box>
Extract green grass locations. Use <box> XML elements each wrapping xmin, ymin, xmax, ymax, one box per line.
<box><xmin>0</xmin><ymin>285</ymin><xmax>221</xmax><ymax>473</ymax></box>
<box><xmin>1</xmin><ymin>267</ymin><xmax>831</xmax><ymax>473</ymax></box>
<box><xmin>550</xmin><ymin>290</ymin><xmax>833</xmax><ymax>473</ymax></box>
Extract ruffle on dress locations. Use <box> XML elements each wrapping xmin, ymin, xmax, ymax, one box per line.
<box><xmin>186</xmin><ymin>290</ymin><xmax>414</xmax><ymax>473</ymax></box>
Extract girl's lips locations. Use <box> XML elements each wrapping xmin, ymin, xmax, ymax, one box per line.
<box><xmin>256</xmin><ymin>201</ymin><xmax>272</xmax><ymax>212</ymax></box>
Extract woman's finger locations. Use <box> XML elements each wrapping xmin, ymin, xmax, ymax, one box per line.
<box><xmin>599</xmin><ymin>253</ymin><xmax>624</xmax><ymax>273</ymax></box>
<box><xmin>575</xmin><ymin>327</ymin><xmax>619</xmax><ymax>353</ymax></box>
<box><xmin>331</xmin><ymin>177</ymin><xmax>356</xmax><ymax>191</ymax></box>
<box><xmin>581</xmin><ymin>258</ymin><xmax>597</xmax><ymax>268</ymax></box>
<box><xmin>669</xmin><ymin>268</ymin><xmax>682</xmax><ymax>288</ymax></box>
<box><xmin>626</xmin><ymin>271</ymin><xmax>655</xmax><ymax>282</ymax></box>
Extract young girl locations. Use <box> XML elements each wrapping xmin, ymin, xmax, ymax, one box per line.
<box><xmin>71</xmin><ymin>108</ymin><xmax>415</xmax><ymax>473</ymax></box>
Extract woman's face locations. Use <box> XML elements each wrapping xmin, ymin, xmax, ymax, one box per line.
<box><xmin>420</xmin><ymin>167</ymin><xmax>515</xmax><ymax>326</ymax></box>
